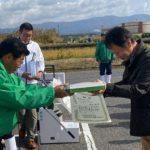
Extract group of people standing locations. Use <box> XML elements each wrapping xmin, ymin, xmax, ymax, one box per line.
<box><xmin>1</xmin><ymin>23</ymin><xmax>150</xmax><ymax>150</ymax></box>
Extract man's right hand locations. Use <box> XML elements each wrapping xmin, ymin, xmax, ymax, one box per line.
<box><xmin>54</xmin><ymin>85</ymin><xmax>68</xmax><ymax>98</ymax></box>
<box><xmin>22</xmin><ymin>72</ymin><xmax>33</xmax><ymax>80</ymax></box>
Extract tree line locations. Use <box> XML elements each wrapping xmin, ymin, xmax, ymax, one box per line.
<box><xmin>0</xmin><ymin>29</ymin><xmax>63</xmax><ymax>44</ymax></box>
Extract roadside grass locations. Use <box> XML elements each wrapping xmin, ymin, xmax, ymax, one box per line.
<box><xmin>42</xmin><ymin>43</ymin><xmax>150</xmax><ymax>68</ymax></box>
<box><xmin>42</xmin><ymin>46</ymin><xmax>95</xmax><ymax>60</ymax></box>
<box><xmin>42</xmin><ymin>45</ymin><xmax>123</xmax><ymax>70</ymax></box>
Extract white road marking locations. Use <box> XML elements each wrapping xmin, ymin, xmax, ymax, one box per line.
<box><xmin>81</xmin><ymin>123</ymin><xmax>98</xmax><ymax>150</ymax></box>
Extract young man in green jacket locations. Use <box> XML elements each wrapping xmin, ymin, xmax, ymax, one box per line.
<box><xmin>95</xmin><ymin>33</ymin><xmax>115</xmax><ymax>83</ymax></box>
<box><xmin>0</xmin><ymin>37</ymin><xmax>67</xmax><ymax>150</ymax></box>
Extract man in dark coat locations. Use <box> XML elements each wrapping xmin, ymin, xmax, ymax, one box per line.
<box><xmin>102</xmin><ymin>26</ymin><xmax>150</xmax><ymax>150</ymax></box>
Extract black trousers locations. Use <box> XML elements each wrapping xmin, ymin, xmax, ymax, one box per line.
<box><xmin>0</xmin><ymin>132</ymin><xmax>13</xmax><ymax>150</ymax></box>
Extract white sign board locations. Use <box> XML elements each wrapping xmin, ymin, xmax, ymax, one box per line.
<box><xmin>70</xmin><ymin>93</ymin><xmax>111</xmax><ymax>123</ymax></box>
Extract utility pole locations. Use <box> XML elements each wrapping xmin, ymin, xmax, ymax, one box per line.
<box><xmin>57</xmin><ymin>24</ymin><xmax>60</xmax><ymax>35</ymax></box>
<box><xmin>101</xmin><ymin>25</ymin><xmax>103</xmax><ymax>33</ymax></box>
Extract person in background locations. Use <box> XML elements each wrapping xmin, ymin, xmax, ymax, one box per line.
<box><xmin>95</xmin><ymin>32</ymin><xmax>115</xmax><ymax>83</ymax></box>
<box><xmin>0</xmin><ymin>37</ymin><xmax>67</xmax><ymax>150</ymax></box>
<box><xmin>17</xmin><ymin>22</ymin><xmax>46</xmax><ymax>149</ymax></box>
<box><xmin>99</xmin><ymin>26</ymin><xmax>150</xmax><ymax>150</ymax></box>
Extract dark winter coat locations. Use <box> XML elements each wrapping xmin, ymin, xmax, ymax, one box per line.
<box><xmin>105</xmin><ymin>40</ymin><xmax>150</xmax><ymax>136</ymax></box>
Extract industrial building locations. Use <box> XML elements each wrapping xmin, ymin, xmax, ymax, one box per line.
<box><xmin>122</xmin><ymin>21</ymin><xmax>150</xmax><ymax>34</ymax></box>
<box><xmin>101</xmin><ymin>21</ymin><xmax>150</xmax><ymax>34</ymax></box>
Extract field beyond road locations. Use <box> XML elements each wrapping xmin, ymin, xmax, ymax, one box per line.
<box><xmin>45</xmin><ymin>58</ymin><xmax>122</xmax><ymax>71</ymax></box>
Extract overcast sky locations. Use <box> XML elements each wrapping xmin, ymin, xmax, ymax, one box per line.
<box><xmin>0</xmin><ymin>0</ymin><xmax>150</xmax><ymax>28</ymax></box>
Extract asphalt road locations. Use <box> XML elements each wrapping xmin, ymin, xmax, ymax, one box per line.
<box><xmin>14</xmin><ymin>67</ymin><xmax>141</xmax><ymax>150</ymax></box>
<box><xmin>64</xmin><ymin>67</ymin><xmax>141</xmax><ymax>150</ymax></box>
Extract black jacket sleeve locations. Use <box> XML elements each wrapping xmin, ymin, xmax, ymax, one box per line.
<box><xmin>104</xmin><ymin>56</ymin><xmax>150</xmax><ymax>100</ymax></box>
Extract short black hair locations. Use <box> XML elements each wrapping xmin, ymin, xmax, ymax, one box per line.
<box><xmin>105</xmin><ymin>26</ymin><xmax>133</xmax><ymax>47</ymax></box>
<box><xmin>19</xmin><ymin>22</ymin><xmax>33</xmax><ymax>32</ymax></box>
<box><xmin>0</xmin><ymin>37</ymin><xmax>29</xmax><ymax>59</ymax></box>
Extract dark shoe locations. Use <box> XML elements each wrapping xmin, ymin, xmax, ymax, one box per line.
<box><xmin>27</xmin><ymin>139</ymin><xmax>37</xmax><ymax>149</ymax></box>
<box><xmin>19</xmin><ymin>129</ymin><xmax>26</xmax><ymax>139</ymax></box>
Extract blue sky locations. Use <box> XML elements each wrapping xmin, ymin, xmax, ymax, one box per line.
<box><xmin>0</xmin><ymin>0</ymin><xmax>150</xmax><ymax>28</ymax></box>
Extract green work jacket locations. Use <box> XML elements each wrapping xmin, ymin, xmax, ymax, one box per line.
<box><xmin>95</xmin><ymin>41</ymin><xmax>115</xmax><ymax>63</ymax></box>
<box><xmin>0</xmin><ymin>61</ymin><xmax>55</xmax><ymax>136</ymax></box>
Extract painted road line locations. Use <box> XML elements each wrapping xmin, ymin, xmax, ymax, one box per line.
<box><xmin>81</xmin><ymin>123</ymin><xmax>98</xmax><ymax>150</ymax></box>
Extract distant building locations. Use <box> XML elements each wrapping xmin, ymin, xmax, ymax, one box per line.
<box><xmin>122</xmin><ymin>21</ymin><xmax>150</xmax><ymax>34</ymax></box>
<box><xmin>100</xmin><ymin>21</ymin><xmax>150</xmax><ymax>36</ymax></box>
<box><xmin>101</xmin><ymin>28</ymin><xmax>111</xmax><ymax>34</ymax></box>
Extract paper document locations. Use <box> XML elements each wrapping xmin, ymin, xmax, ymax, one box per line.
<box><xmin>61</xmin><ymin>96</ymin><xmax>72</xmax><ymax>113</ymax></box>
<box><xmin>70</xmin><ymin>93</ymin><xmax>111</xmax><ymax>123</ymax></box>
<box><xmin>66</xmin><ymin>82</ymin><xmax>105</xmax><ymax>93</ymax></box>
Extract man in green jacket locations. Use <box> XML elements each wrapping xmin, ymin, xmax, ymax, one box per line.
<box><xmin>0</xmin><ymin>37</ymin><xmax>67</xmax><ymax>150</ymax></box>
<box><xmin>95</xmin><ymin>32</ymin><xmax>115</xmax><ymax>83</ymax></box>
